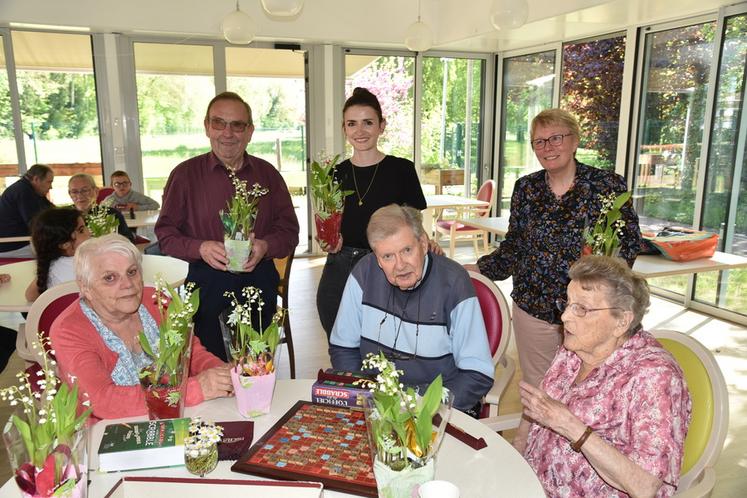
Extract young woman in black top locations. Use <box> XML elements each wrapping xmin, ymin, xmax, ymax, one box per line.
<box><xmin>316</xmin><ymin>87</ymin><xmax>429</xmax><ymax>338</ymax></box>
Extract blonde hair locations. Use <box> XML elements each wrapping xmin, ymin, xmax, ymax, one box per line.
<box><xmin>68</xmin><ymin>173</ymin><xmax>97</xmax><ymax>189</ymax></box>
<box><xmin>75</xmin><ymin>233</ymin><xmax>142</xmax><ymax>289</ymax></box>
<box><xmin>531</xmin><ymin>108</ymin><xmax>581</xmax><ymax>140</ymax></box>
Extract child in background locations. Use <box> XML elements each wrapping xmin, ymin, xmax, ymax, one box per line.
<box><xmin>103</xmin><ymin>170</ymin><xmax>160</xmax><ymax>211</ymax></box>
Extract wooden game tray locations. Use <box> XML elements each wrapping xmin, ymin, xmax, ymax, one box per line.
<box><xmin>231</xmin><ymin>401</ymin><xmax>377</xmax><ymax>497</ymax></box>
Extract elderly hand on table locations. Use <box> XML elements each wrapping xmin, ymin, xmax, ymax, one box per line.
<box><xmin>196</xmin><ymin>363</ymin><xmax>234</xmax><ymax>400</ymax></box>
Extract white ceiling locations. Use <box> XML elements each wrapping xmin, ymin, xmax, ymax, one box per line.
<box><xmin>0</xmin><ymin>0</ymin><xmax>740</xmax><ymax>53</ymax></box>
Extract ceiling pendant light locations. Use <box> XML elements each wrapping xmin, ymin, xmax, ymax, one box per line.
<box><xmin>404</xmin><ymin>0</ymin><xmax>433</xmax><ymax>52</ymax></box>
<box><xmin>490</xmin><ymin>0</ymin><xmax>529</xmax><ymax>31</ymax></box>
<box><xmin>260</xmin><ymin>0</ymin><xmax>304</xmax><ymax>17</ymax></box>
<box><xmin>222</xmin><ymin>1</ymin><xmax>256</xmax><ymax>45</ymax></box>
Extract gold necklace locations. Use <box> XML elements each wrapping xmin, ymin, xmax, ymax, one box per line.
<box><xmin>351</xmin><ymin>161</ymin><xmax>381</xmax><ymax>206</ymax></box>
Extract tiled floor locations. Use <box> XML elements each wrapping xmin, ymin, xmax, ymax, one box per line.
<box><xmin>0</xmin><ymin>244</ymin><xmax>744</xmax><ymax>496</ymax></box>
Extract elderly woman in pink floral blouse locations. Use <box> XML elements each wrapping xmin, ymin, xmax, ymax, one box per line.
<box><xmin>514</xmin><ymin>255</ymin><xmax>691</xmax><ymax>498</ymax></box>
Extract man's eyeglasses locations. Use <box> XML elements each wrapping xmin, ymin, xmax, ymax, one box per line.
<box><xmin>112</xmin><ymin>181</ymin><xmax>131</xmax><ymax>188</ymax></box>
<box><xmin>531</xmin><ymin>133</ymin><xmax>573</xmax><ymax>150</ymax></box>
<box><xmin>209</xmin><ymin>117</ymin><xmax>250</xmax><ymax>133</ymax></box>
<box><xmin>68</xmin><ymin>187</ymin><xmax>93</xmax><ymax>197</ymax></box>
<box><xmin>556</xmin><ymin>299</ymin><xmax>622</xmax><ymax>318</ymax></box>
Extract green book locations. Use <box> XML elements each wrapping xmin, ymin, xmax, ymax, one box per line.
<box><xmin>98</xmin><ymin>418</ymin><xmax>190</xmax><ymax>472</ymax></box>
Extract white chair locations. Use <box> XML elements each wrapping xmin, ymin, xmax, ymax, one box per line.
<box><xmin>468</xmin><ymin>271</ymin><xmax>515</xmax><ymax>417</ymax></box>
<box><xmin>434</xmin><ymin>179</ymin><xmax>496</xmax><ymax>258</ymax></box>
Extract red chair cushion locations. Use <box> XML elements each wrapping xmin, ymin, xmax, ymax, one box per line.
<box><xmin>0</xmin><ymin>257</ymin><xmax>34</xmax><ymax>266</ymax></box>
<box><xmin>472</xmin><ymin>279</ymin><xmax>503</xmax><ymax>356</ymax></box>
<box><xmin>436</xmin><ymin>220</ymin><xmax>480</xmax><ymax>232</ymax></box>
<box><xmin>39</xmin><ymin>293</ymin><xmax>79</xmax><ymax>358</ymax></box>
<box><xmin>96</xmin><ymin>187</ymin><xmax>114</xmax><ymax>204</ymax></box>
<box><xmin>133</xmin><ymin>235</ymin><xmax>150</xmax><ymax>245</ymax></box>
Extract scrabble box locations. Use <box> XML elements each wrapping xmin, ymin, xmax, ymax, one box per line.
<box><xmin>311</xmin><ymin>369</ymin><xmax>374</xmax><ymax>409</ymax></box>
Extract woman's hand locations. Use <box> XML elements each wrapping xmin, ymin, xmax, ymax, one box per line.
<box><xmin>463</xmin><ymin>263</ymin><xmax>480</xmax><ymax>273</ymax></box>
<box><xmin>196</xmin><ymin>364</ymin><xmax>234</xmax><ymax>400</ymax></box>
<box><xmin>427</xmin><ymin>237</ymin><xmax>444</xmax><ymax>256</ymax></box>
<box><xmin>519</xmin><ymin>381</ymin><xmax>585</xmax><ymax>441</ymax></box>
<box><xmin>317</xmin><ymin>235</ymin><xmax>343</xmax><ymax>254</ymax></box>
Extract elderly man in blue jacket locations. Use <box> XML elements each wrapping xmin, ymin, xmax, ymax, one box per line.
<box><xmin>329</xmin><ymin>204</ymin><xmax>494</xmax><ymax>414</ymax></box>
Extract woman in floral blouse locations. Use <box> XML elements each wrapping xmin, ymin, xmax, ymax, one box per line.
<box><xmin>466</xmin><ymin>108</ymin><xmax>640</xmax><ymax>387</ymax></box>
<box><xmin>516</xmin><ymin>255</ymin><xmax>691</xmax><ymax>498</ymax></box>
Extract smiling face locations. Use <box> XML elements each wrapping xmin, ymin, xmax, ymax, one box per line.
<box><xmin>531</xmin><ymin>122</ymin><xmax>579</xmax><ymax>175</ymax></box>
<box><xmin>204</xmin><ymin>99</ymin><xmax>254</xmax><ymax>169</ymax></box>
<box><xmin>343</xmin><ymin>105</ymin><xmax>386</xmax><ymax>156</ymax></box>
<box><xmin>81</xmin><ymin>252</ymin><xmax>143</xmax><ymax>321</ymax></box>
<box><xmin>61</xmin><ymin>216</ymin><xmax>91</xmax><ymax>257</ymax></box>
<box><xmin>372</xmin><ymin>225</ymin><xmax>428</xmax><ymax>290</ymax></box>
<box><xmin>68</xmin><ymin>176</ymin><xmax>98</xmax><ymax>212</ymax></box>
<box><xmin>561</xmin><ymin>280</ymin><xmax>629</xmax><ymax>365</ymax></box>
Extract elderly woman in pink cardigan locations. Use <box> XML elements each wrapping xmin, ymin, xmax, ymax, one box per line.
<box><xmin>51</xmin><ymin>234</ymin><xmax>233</xmax><ymax>420</ymax></box>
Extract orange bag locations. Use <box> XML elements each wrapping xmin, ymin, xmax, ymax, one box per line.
<box><xmin>642</xmin><ymin>227</ymin><xmax>718</xmax><ymax>262</ymax></box>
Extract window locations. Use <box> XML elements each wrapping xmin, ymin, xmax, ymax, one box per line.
<box><xmin>561</xmin><ymin>35</ymin><xmax>626</xmax><ymax>170</ymax></box>
<box><xmin>0</xmin><ymin>35</ymin><xmax>19</xmax><ymax>191</ymax></box>
<box><xmin>13</xmin><ymin>31</ymin><xmax>102</xmax><ymax>203</ymax></box>
<box><xmin>421</xmin><ymin>57</ymin><xmax>484</xmax><ymax>195</ymax></box>
<box><xmin>226</xmin><ymin>46</ymin><xmax>307</xmax><ymax>252</ymax></box>
<box><xmin>632</xmin><ymin>22</ymin><xmax>716</xmax><ymax>296</ymax></box>
<box><xmin>498</xmin><ymin>50</ymin><xmax>555</xmax><ymax>212</ymax></box>
<box><xmin>134</xmin><ymin>42</ymin><xmax>215</xmax><ymax>204</ymax></box>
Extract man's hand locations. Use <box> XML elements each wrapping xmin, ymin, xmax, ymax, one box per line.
<box><xmin>243</xmin><ymin>234</ymin><xmax>268</xmax><ymax>272</ymax></box>
<box><xmin>199</xmin><ymin>240</ymin><xmax>228</xmax><ymax>271</ymax></box>
<box><xmin>317</xmin><ymin>235</ymin><xmax>343</xmax><ymax>254</ymax></box>
<box><xmin>196</xmin><ymin>364</ymin><xmax>233</xmax><ymax>400</ymax></box>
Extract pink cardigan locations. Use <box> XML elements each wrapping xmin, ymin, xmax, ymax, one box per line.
<box><xmin>51</xmin><ymin>295</ymin><xmax>224</xmax><ymax>420</ymax></box>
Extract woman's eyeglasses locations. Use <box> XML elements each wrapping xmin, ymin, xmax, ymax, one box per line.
<box><xmin>531</xmin><ymin>133</ymin><xmax>573</xmax><ymax>150</ymax></box>
<box><xmin>555</xmin><ymin>298</ymin><xmax>622</xmax><ymax>318</ymax></box>
<box><xmin>209</xmin><ymin>117</ymin><xmax>249</xmax><ymax>133</ymax></box>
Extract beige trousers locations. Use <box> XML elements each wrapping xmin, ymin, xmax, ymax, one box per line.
<box><xmin>512</xmin><ymin>303</ymin><xmax>563</xmax><ymax>388</ymax></box>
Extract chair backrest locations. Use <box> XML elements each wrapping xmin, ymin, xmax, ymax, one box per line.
<box><xmin>651</xmin><ymin>329</ymin><xmax>729</xmax><ymax>491</ymax></box>
<box><xmin>474</xmin><ymin>179</ymin><xmax>496</xmax><ymax>218</ymax></box>
<box><xmin>96</xmin><ymin>187</ymin><xmax>114</xmax><ymax>204</ymax></box>
<box><xmin>273</xmin><ymin>252</ymin><xmax>294</xmax><ymax>306</ymax></box>
<box><xmin>23</xmin><ymin>281</ymin><xmax>80</xmax><ymax>361</ymax></box>
<box><xmin>468</xmin><ymin>271</ymin><xmax>511</xmax><ymax>364</ymax></box>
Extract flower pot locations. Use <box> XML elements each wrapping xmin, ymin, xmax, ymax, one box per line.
<box><xmin>224</xmin><ymin>237</ymin><xmax>253</xmax><ymax>273</ymax></box>
<box><xmin>4</xmin><ymin>419</ymin><xmax>88</xmax><ymax>498</ymax></box>
<box><xmin>314</xmin><ymin>211</ymin><xmax>343</xmax><ymax>249</ymax></box>
<box><xmin>185</xmin><ymin>440</ymin><xmax>218</xmax><ymax>477</ymax></box>
<box><xmin>230</xmin><ymin>366</ymin><xmax>276</xmax><ymax>418</ymax></box>
<box><xmin>373</xmin><ymin>458</ymin><xmax>435</xmax><ymax>498</ymax></box>
<box><xmin>143</xmin><ymin>382</ymin><xmax>187</xmax><ymax>420</ymax></box>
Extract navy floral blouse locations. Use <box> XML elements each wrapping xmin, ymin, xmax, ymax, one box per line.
<box><xmin>477</xmin><ymin>162</ymin><xmax>641</xmax><ymax>325</ymax></box>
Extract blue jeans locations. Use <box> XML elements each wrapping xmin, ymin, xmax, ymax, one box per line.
<box><xmin>316</xmin><ymin>246</ymin><xmax>371</xmax><ymax>339</ymax></box>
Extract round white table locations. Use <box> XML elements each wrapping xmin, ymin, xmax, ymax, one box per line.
<box><xmin>0</xmin><ymin>255</ymin><xmax>188</xmax><ymax>312</ymax></box>
<box><xmin>0</xmin><ymin>379</ymin><xmax>543</xmax><ymax>498</ymax></box>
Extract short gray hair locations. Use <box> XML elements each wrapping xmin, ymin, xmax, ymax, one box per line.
<box><xmin>75</xmin><ymin>233</ymin><xmax>142</xmax><ymax>289</ymax></box>
<box><xmin>367</xmin><ymin>204</ymin><xmax>425</xmax><ymax>246</ymax></box>
<box><xmin>68</xmin><ymin>173</ymin><xmax>97</xmax><ymax>189</ymax></box>
<box><xmin>568</xmin><ymin>255</ymin><xmax>650</xmax><ymax>336</ymax></box>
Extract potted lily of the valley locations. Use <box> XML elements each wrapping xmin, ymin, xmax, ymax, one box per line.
<box><xmin>85</xmin><ymin>203</ymin><xmax>119</xmax><ymax>237</ymax></box>
<box><xmin>359</xmin><ymin>352</ymin><xmax>453</xmax><ymax>498</ymax></box>
<box><xmin>0</xmin><ymin>334</ymin><xmax>92</xmax><ymax>498</ymax></box>
<box><xmin>310</xmin><ymin>154</ymin><xmax>352</xmax><ymax>249</ymax></box>
<box><xmin>582</xmin><ymin>190</ymin><xmax>632</xmax><ymax>257</ymax></box>
<box><xmin>138</xmin><ymin>280</ymin><xmax>199</xmax><ymax>420</ymax></box>
<box><xmin>220</xmin><ymin>173</ymin><xmax>269</xmax><ymax>272</ymax></box>
<box><xmin>220</xmin><ymin>286</ymin><xmax>283</xmax><ymax>418</ymax></box>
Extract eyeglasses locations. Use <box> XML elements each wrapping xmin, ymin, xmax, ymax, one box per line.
<box><xmin>531</xmin><ymin>133</ymin><xmax>573</xmax><ymax>150</ymax></box>
<box><xmin>112</xmin><ymin>181</ymin><xmax>131</xmax><ymax>188</ymax></box>
<box><xmin>209</xmin><ymin>117</ymin><xmax>250</xmax><ymax>133</ymax></box>
<box><xmin>68</xmin><ymin>187</ymin><xmax>93</xmax><ymax>197</ymax></box>
<box><xmin>556</xmin><ymin>299</ymin><xmax>622</xmax><ymax>318</ymax></box>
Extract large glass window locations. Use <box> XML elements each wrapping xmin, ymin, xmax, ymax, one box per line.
<box><xmin>694</xmin><ymin>14</ymin><xmax>747</xmax><ymax>316</ymax></box>
<box><xmin>561</xmin><ymin>35</ymin><xmax>626</xmax><ymax>170</ymax></box>
<box><xmin>226</xmin><ymin>47</ymin><xmax>307</xmax><ymax>252</ymax></box>
<box><xmin>421</xmin><ymin>57</ymin><xmax>484</xmax><ymax>195</ymax></box>
<box><xmin>13</xmin><ymin>31</ymin><xmax>102</xmax><ymax>204</ymax></box>
<box><xmin>633</xmin><ymin>22</ymin><xmax>716</xmax><ymax>296</ymax></box>
<box><xmin>134</xmin><ymin>42</ymin><xmax>215</xmax><ymax>204</ymax></box>
<box><xmin>344</xmin><ymin>54</ymin><xmax>415</xmax><ymax>160</ymax></box>
<box><xmin>498</xmin><ymin>50</ymin><xmax>555</xmax><ymax>212</ymax></box>
<box><xmin>0</xmin><ymin>35</ymin><xmax>19</xmax><ymax>191</ymax></box>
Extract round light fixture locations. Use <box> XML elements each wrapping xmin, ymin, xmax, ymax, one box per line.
<box><xmin>490</xmin><ymin>0</ymin><xmax>529</xmax><ymax>31</ymax></box>
<box><xmin>405</xmin><ymin>20</ymin><xmax>433</xmax><ymax>52</ymax></box>
<box><xmin>222</xmin><ymin>3</ymin><xmax>255</xmax><ymax>44</ymax></box>
<box><xmin>260</xmin><ymin>0</ymin><xmax>304</xmax><ymax>17</ymax></box>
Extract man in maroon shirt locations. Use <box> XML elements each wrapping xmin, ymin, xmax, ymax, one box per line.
<box><xmin>155</xmin><ymin>92</ymin><xmax>299</xmax><ymax>361</ymax></box>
